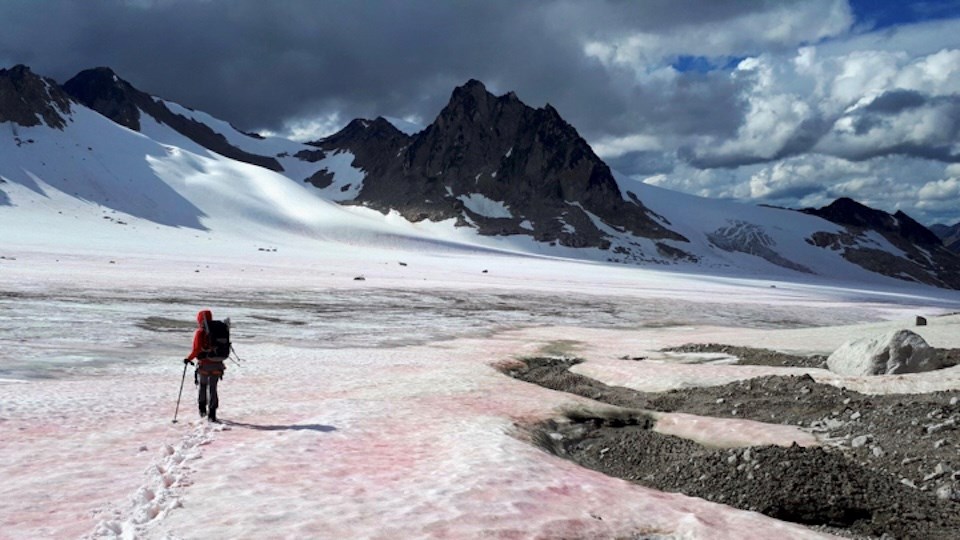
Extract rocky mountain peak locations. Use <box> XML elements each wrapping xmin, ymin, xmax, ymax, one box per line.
<box><xmin>0</xmin><ymin>64</ymin><xmax>72</xmax><ymax>129</ymax></box>
<box><xmin>314</xmin><ymin>79</ymin><xmax>684</xmax><ymax>248</ymax></box>
<box><xmin>63</xmin><ymin>67</ymin><xmax>143</xmax><ymax>130</ymax></box>
<box><xmin>808</xmin><ymin>197</ymin><xmax>890</xmax><ymax>229</ymax></box>
<box><xmin>316</xmin><ymin>117</ymin><xmax>410</xmax><ymax>150</ymax></box>
<box><xmin>804</xmin><ymin>197</ymin><xmax>941</xmax><ymax>247</ymax></box>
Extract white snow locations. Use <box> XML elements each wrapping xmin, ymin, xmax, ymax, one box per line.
<box><xmin>457</xmin><ymin>193</ymin><xmax>513</xmax><ymax>219</ymax></box>
<box><xmin>3</xmin><ymin>99</ymin><xmax>960</xmax><ymax>539</ymax></box>
<box><xmin>617</xmin><ymin>174</ymin><xmax>922</xmax><ymax>285</ymax></box>
<box><xmin>4</xmin><ymin>253</ymin><xmax>947</xmax><ymax>538</ymax></box>
<box><xmin>304</xmin><ymin>150</ymin><xmax>365</xmax><ymax>202</ymax></box>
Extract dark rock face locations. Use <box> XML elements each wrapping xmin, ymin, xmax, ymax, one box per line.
<box><xmin>314</xmin><ymin>80</ymin><xmax>685</xmax><ymax>248</ymax></box>
<box><xmin>804</xmin><ymin>198</ymin><xmax>960</xmax><ymax>288</ymax></box>
<box><xmin>0</xmin><ymin>65</ymin><xmax>72</xmax><ymax>129</ymax></box>
<box><xmin>804</xmin><ymin>197</ymin><xmax>941</xmax><ymax>247</ymax></box>
<box><xmin>64</xmin><ymin>67</ymin><xmax>282</xmax><ymax>171</ymax></box>
<box><xmin>62</xmin><ymin>67</ymin><xmax>142</xmax><ymax>130</ymax></box>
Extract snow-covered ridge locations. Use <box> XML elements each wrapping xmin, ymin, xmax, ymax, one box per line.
<box><xmin>2</xmin><ymin>66</ymin><xmax>958</xmax><ymax>293</ymax></box>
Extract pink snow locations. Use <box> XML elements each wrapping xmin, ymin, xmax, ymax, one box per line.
<box><xmin>1</xmin><ymin>324</ymin><xmax>835</xmax><ymax>539</ymax></box>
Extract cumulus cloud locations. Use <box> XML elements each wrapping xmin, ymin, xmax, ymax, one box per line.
<box><xmin>919</xmin><ymin>177</ymin><xmax>960</xmax><ymax>200</ymax></box>
<box><xmin>633</xmin><ymin>153</ymin><xmax>956</xmax><ymax>223</ymax></box>
<box><xmin>1</xmin><ymin>0</ymin><xmax>959</xmax><ymax>223</ymax></box>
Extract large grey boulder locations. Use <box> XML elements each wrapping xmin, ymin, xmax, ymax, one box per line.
<box><xmin>826</xmin><ymin>329</ymin><xmax>943</xmax><ymax>376</ymax></box>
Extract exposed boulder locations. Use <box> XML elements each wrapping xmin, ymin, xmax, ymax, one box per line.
<box><xmin>826</xmin><ymin>330</ymin><xmax>943</xmax><ymax>376</ymax></box>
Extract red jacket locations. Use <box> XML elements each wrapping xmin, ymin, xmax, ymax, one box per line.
<box><xmin>186</xmin><ymin>309</ymin><xmax>213</xmax><ymax>361</ymax></box>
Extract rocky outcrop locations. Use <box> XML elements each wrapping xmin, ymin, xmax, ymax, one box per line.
<box><xmin>804</xmin><ymin>198</ymin><xmax>941</xmax><ymax>247</ymax></box>
<box><xmin>707</xmin><ymin>221</ymin><xmax>812</xmax><ymax>273</ymax></box>
<box><xmin>0</xmin><ymin>65</ymin><xmax>73</xmax><ymax>129</ymax></box>
<box><xmin>314</xmin><ymin>80</ymin><xmax>685</xmax><ymax>249</ymax></box>
<box><xmin>64</xmin><ymin>67</ymin><xmax>282</xmax><ymax>171</ymax></box>
<box><xmin>803</xmin><ymin>198</ymin><xmax>960</xmax><ymax>289</ymax></box>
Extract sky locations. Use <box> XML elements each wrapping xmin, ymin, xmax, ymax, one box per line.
<box><xmin>1</xmin><ymin>0</ymin><xmax>959</xmax><ymax>225</ymax></box>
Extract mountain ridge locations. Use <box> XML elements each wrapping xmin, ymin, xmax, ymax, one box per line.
<box><xmin>314</xmin><ymin>79</ymin><xmax>685</xmax><ymax>250</ymax></box>
<box><xmin>63</xmin><ymin>67</ymin><xmax>283</xmax><ymax>171</ymax></box>
<box><xmin>2</xmin><ymin>63</ymin><xmax>960</xmax><ymax>290</ymax></box>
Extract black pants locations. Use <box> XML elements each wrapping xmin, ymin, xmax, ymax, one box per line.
<box><xmin>198</xmin><ymin>372</ymin><xmax>219</xmax><ymax>416</ymax></box>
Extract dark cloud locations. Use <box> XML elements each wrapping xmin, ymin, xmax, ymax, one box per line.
<box><xmin>861</xmin><ymin>88</ymin><xmax>928</xmax><ymax>114</ymax></box>
<box><xmin>628</xmin><ymin>71</ymin><xmax>747</xmax><ymax>138</ymax></box>
<box><xmin>2</xmin><ymin>0</ymin><xmax>958</xmax><ymax>223</ymax></box>
<box><xmin>757</xmin><ymin>183</ymin><xmax>828</xmax><ymax>203</ymax></box>
<box><xmin>0</xmin><ymin>0</ymin><xmax>789</xmax><ymax>141</ymax></box>
<box><xmin>0</xmin><ymin>0</ymin><xmax>607</xmax><ymax>134</ymax></box>
<box><xmin>838</xmin><ymin>94</ymin><xmax>960</xmax><ymax>162</ymax></box>
<box><xmin>606</xmin><ymin>151</ymin><xmax>677</xmax><ymax>176</ymax></box>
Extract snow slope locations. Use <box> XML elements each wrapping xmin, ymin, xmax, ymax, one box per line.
<box><xmin>2</xmin><ymin>84</ymin><xmax>954</xmax><ymax>296</ymax></box>
<box><xmin>7</xmin><ymin>72</ymin><xmax>960</xmax><ymax>539</ymax></box>
<box><xmin>614</xmin><ymin>177</ymin><xmax>909</xmax><ymax>285</ymax></box>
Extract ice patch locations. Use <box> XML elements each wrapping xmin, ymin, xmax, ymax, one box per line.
<box><xmin>458</xmin><ymin>193</ymin><xmax>513</xmax><ymax>219</ymax></box>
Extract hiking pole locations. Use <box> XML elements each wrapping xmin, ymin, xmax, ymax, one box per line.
<box><xmin>172</xmin><ymin>362</ymin><xmax>188</xmax><ymax>424</ymax></box>
<box><xmin>229</xmin><ymin>344</ymin><xmax>244</xmax><ymax>363</ymax></box>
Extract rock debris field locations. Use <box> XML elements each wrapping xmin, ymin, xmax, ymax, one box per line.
<box><xmin>502</xmin><ymin>346</ymin><xmax>960</xmax><ymax>539</ymax></box>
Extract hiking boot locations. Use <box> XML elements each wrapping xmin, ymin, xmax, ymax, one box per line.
<box><xmin>208</xmin><ymin>410</ymin><xmax>218</xmax><ymax>423</ymax></box>
<box><xmin>199</xmin><ymin>405</ymin><xmax>207</xmax><ymax>418</ymax></box>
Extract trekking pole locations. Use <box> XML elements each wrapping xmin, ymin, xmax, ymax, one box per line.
<box><xmin>172</xmin><ymin>362</ymin><xmax>188</xmax><ymax>424</ymax></box>
<box><xmin>229</xmin><ymin>344</ymin><xmax>244</xmax><ymax>363</ymax></box>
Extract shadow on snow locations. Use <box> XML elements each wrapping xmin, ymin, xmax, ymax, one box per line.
<box><xmin>223</xmin><ymin>420</ymin><xmax>337</xmax><ymax>433</ymax></box>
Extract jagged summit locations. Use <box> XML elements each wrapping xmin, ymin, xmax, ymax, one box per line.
<box><xmin>4</xmin><ymin>65</ymin><xmax>960</xmax><ymax>289</ymax></box>
<box><xmin>63</xmin><ymin>67</ymin><xmax>143</xmax><ymax>130</ymax></box>
<box><xmin>0</xmin><ymin>64</ymin><xmax>73</xmax><ymax>129</ymax></box>
<box><xmin>803</xmin><ymin>197</ymin><xmax>958</xmax><ymax>288</ymax></box>
<box><xmin>804</xmin><ymin>197</ymin><xmax>941</xmax><ymax>247</ymax></box>
<box><xmin>314</xmin><ymin>116</ymin><xmax>409</xmax><ymax>148</ymax></box>
<box><xmin>315</xmin><ymin>78</ymin><xmax>683</xmax><ymax>248</ymax></box>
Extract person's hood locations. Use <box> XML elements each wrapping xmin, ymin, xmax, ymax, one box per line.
<box><xmin>196</xmin><ymin>309</ymin><xmax>213</xmax><ymax>327</ymax></box>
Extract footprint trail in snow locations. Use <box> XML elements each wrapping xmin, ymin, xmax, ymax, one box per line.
<box><xmin>89</xmin><ymin>421</ymin><xmax>225</xmax><ymax>539</ymax></box>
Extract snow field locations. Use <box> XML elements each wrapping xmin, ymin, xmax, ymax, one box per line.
<box><xmin>1</xmin><ymin>243</ymin><xmax>957</xmax><ymax>538</ymax></box>
<box><xmin>560</xmin><ymin>318</ymin><xmax>960</xmax><ymax>395</ymax></box>
<box><xmin>139</xmin><ymin>340</ymin><xmax>831</xmax><ymax>539</ymax></box>
<box><xmin>2</xmin><ymin>315</ymin><xmax>843</xmax><ymax>539</ymax></box>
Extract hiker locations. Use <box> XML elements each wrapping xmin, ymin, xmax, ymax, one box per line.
<box><xmin>183</xmin><ymin>309</ymin><xmax>229</xmax><ymax>423</ymax></box>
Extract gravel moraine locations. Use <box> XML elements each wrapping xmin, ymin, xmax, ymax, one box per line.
<box><xmin>501</xmin><ymin>354</ymin><xmax>960</xmax><ymax>539</ymax></box>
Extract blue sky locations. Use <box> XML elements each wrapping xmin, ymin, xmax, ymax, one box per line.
<box><xmin>1</xmin><ymin>0</ymin><xmax>959</xmax><ymax>224</ymax></box>
<box><xmin>851</xmin><ymin>0</ymin><xmax>960</xmax><ymax>29</ymax></box>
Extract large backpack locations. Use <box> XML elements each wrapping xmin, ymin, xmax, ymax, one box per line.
<box><xmin>203</xmin><ymin>319</ymin><xmax>231</xmax><ymax>361</ymax></box>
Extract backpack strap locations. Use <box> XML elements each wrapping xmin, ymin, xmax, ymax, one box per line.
<box><xmin>200</xmin><ymin>318</ymin><xmax>212</xmax><ymax>357</ymax></box>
